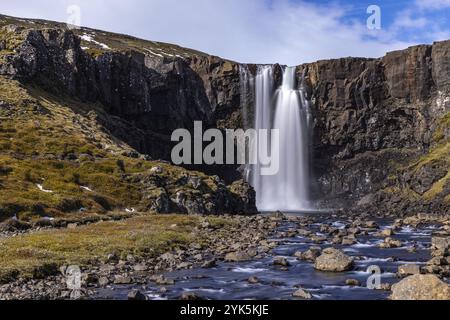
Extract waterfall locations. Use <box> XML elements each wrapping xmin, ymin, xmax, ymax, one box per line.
<box><xmin>241</xmin><ymin>65</ymin><xmax>313</xmax><ymax>212</ymax></box>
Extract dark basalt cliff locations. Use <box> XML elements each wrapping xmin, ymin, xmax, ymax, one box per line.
<box><xmin>301</xmin><ymin>43</ymin><xmax>449</xmax><ymax>214</ymax></box>
<box><xmin>0</xmin><ymin>14</ymin><xmax>448</xmax><ymax>216</ymax></box>
<box><xmin>0</xmin><ymin>22</ymin><xmax>242</xmax><ymax>159</ymax></box>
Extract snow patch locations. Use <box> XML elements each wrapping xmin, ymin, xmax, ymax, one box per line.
<box><xmin>36</xmin><ymin>184</ymin><xmax>53</xmax><ymax>193</ymax></box>
<box><xmin>80</xmin><ymin>34</ymin><xmax>110</xmax><ymax>50</ymax></box>
<box><xmin>144</xmin><ymin>48</ymin><xmax>164</xmax><ymax>58</ymax></box>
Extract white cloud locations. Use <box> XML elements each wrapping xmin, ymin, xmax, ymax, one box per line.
<box><xmin>0</xmin><ymin>0</ymin><xmax>428</xmax><ymax>65</ymax></box>
<box><xmin>391</xmin><ymin>9</ymin><xmax>428</xmax><ymax>29</ymax></box>
<box><xmin>416</xmin><ymin>0</ymin><xmax>450</xmax><ymax>10</ymax></box>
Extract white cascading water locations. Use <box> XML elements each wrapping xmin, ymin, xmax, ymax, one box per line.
<box><xmin>241</xmin><ymin>65</ymin><xmax>313</xmax><ymax>212</ymax></box>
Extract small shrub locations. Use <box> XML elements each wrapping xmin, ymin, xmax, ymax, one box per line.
<box><xmin>30</xmin><ymin>203</ymin><xmax>46</xmax><ymax>216</ymax></box>
<box><xmin>71</xmin><ymin>172</ymin><xmax>81</xmax><ymax>185</ymax></box>
<box><xmin>23</xmin><ymin>169</ymin><xmax>33</xmax><ymax>182</ymax></box>
<box><xmin>0</xmin><ymin>166</ymin><xmax>12</xmax><ymax>176</ymax></box>
<box><xmin>56</xmin><ymin>198</ymin><xmax>83</xmax><ymax>212</ymax></box>
<box><xmin>92</xmin><ymin>195</ymin><xmax>112</xmax><ymax>211</ymax></box>
<box><xmin>0</xmin><ymin>218</ymin><xmax>32</xmax><ymax>232</ymax></box>
<box><xmin>116</xmin><ymin>159</ymin><xmax>125</xmax><ymax>173</ymax></box>
<box><xmin>32</xmin><ymin>263</ymin><xmax>59</xmax><ymax>279</ymax></box>
<box><xmin>0</xmin><ymin>269</ymin><xmax>19</xmax><ymax>285</ymax></box>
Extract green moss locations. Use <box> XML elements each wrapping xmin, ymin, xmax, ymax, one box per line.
<box><xmin>433</xmin><ymin>112</ymin><xmax>450</xmax><ymax>143</ymax></box>
<box><xmin>382</xmin><ymin>186</ymin><xmax>421</xmax><ymax>201</ymax></box>
<box><xmin>406</xmin><ymin>143</ymin><xmax>450</xmax><ymax>173</ymax></box>
<box><xmin>445</xmin><ymin>194</ymin><xmax>450</xmax><ymax>205</ymax></box>
<box><xmin>84</xmin><ymin>48</ymin><xmax>105</xmax><ymax>59</ymax></box>
<box><xmin>423</xmin><ymin>171</ymin><xmax>450</xmax><ymax>200</ymax></box>
<box><xmin>0</xmin><ymin>214</ymin><xmax>216</xmax><ymax>281</ymax></box>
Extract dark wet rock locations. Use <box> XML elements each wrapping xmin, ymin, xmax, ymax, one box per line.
<box><xmin>427</xmin><ymin>257</ymin><xmax>447</xmax><ymax>266</ymax></box>
<box><xmin>133</xmin><ymin>264</ymin><xmax>148</xmax><ymax>272</ymax></box>
<box><xmin>201</xmin><ymin>259</ymin><xmax>217</xmax><ymax>269</ymax></box>
<box><xmin>314</xmin><ymin>248</ymin><xmax>354</xmax><ymax>272</ymax></box>
<box><xmin>365</xmin><ymin>221</ymin><xmax>379</xmax><ymax>229</ymax></box>
<box><xmin>127</xmin><ymin>289</ymin><xmax>147</xmax><ymax>301</ymax></box>
<box><xmin>292</xmin><ymin>288</ymin><xmax>312</xmax><ymax>299</ymax></box>
<box><xmin>180</xmin><ymin>292</ymin><xmax>204</xmax><ymax>301</ymax></box>
<box><xmin>377</xmin><ymin>283</ymin><xmax>392</xmax><ymax>291</ymax></box>
<box><xmin>152</xmin><ymin>275</ymin><xmax>175</xmax><ymax>286</ymax></box>
<box><xmin>297</xmin><ymin>229</ymin><xmax>313</xmax><ymax>237</ymax></box>
<box><xmin>378</xmin><ymin>237</ymin><xmax>403</xmax><ymax>249</ymax></box>
<box><xmin>273</xmin><ymin>257</ymin><xmax>290</xmax><ymax>267</ymax></box>
<box><xmin>390</xmin><ymin>275</ymin><xmax>450</xmax><ymax>300</ymax></box>
<box><xmin>98</xmin><ymin>277</ymin><xmax>110</xmax><ymax>287</ymax></box>
<box><xmin>176</xmin><ymin>262</ymin><xmax>193</xmax><ymax>270</ymax></box>
<box><xmin>248</xmin><ymin>276</ymin><xmax>259</xmax><ymax>284</ymax></box>
<box><xmin>310</xmin><ymin>235</ymin><xmax>327</xmax><ymax>244</ymax></box>
<box><xmin>296</xmin><ymin>247</ymin><xmax>322</xmax><ymax>262</ymax></box>
<box><xmin>114</xmin><ymin>275</ymin><xmax>132</xmax><ymax>285</ymax></box>
<box><xmin>376</xmin><ymin>228</ymin><xmax>395</xmax><ymax>237</ymax></box>
<box><xmin>224</xmin><ymin>251</ymin><xmax>252</xmax><ymax>262</ymax></box>
<box><xmin>432</xmin><ymin>236</ymin><xmax>449</xmax><ymax>254</ymax></box>
<box><xmin>346</xmin><ymin>279</ymin><xmax>361</xmax><ymax>286</ymax></box>
<box><xmin>341</xmin><ymin>236</ymin><xmax>357</xmax><ymax>246</ymax></box>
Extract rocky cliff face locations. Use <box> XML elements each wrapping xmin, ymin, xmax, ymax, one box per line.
<box><xmin>0</xmin><ymin>18</ymin><xmax>242</xmax><ymax>160</ymax></box>
<box><xmin>0</xmin><ymin>15</ymin><xmax>254</xmax><ymax>218</ymax></box>
<box><xmin>0</xmin><ymin>14</ymin><xmax>448</xmax><ymax>216</ymax></box>
<box><xmin>301</xmin><ymin>42</ymin><xmax>449</xmax><ymax>214</ymax></box>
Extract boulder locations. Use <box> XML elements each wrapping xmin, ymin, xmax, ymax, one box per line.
<box><xmin>248</xmin><ymin>276</ymin><xmax>259</xmax><ymax>284</ymax></box>
<box><xmin>296</xmin><ymin>247</ymin><xmax>322</xmax><ymax>262</ymax></box>
<box><xmin>127</xmin><ymin>290</ymin><xmax>147</xmax><ymax>300</ymax></box>
<box><xmin>273</xmin><ymin>257</ymin><xmax>290</xmax><ymax>267</ymax></box>
<box><xmin>201</xmin><ymin>259</ymin><xmax>217</xmax><ymax>269</ymax></box>
<box><xmin>398</xmin><ymin>264</ymin><xmax>421</xmax><ymax>277</ymax></box>
<box><xmin>378</xmin><ymin>237</ymin><xmax>403</xmax><ymax>249</ymax></box>
<box><xmin>114</xmin><ymin>275</ymin><xmax>132</xmax><ymax>285</ymax></box>
<box><xmin>98</xmin><ymin>276</ymin><xmax>110</xmax><ymax>287</ymax></box>
<box><xmin>381</xmin><ymin>228</ymin><xmax>394</xmax><ymax>237</ymax></box>
<box><xmin>390</xmin><ymin>275</ymin><xmax>450</xmax><ymax>300</ymax></box>
<box><xmin>346</xmin><ymin>279</ymin><xmax>361</xmax><ymax>286</ymax></box>
<box><xmin>224</xmin><ymin>251</ymin><xmax>252</xmax><ymax>262</ymax></box>
<box><xmin>314</xmin><ymin>248</ymin><xmax>354</xmax><ymax>272</ymax></box>
<box><xmin>432</xmin><ymin>236</ymin><xmax>449</xmax><ymax>254</ymax></box>
<box><xmin>292</xmin><ymin>288</ymin><xmax>312</xmax><ymax>299</ymax></box>
<box><xmin>180</xmin><ymin>292</ymin><xmax>203</xmax><ymax>301</ymax></box>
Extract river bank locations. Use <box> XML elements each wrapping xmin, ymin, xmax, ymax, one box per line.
<box><xmin>0</xmin><ymin>211</ymin><xmax>448</xmax><ymax>300</ymax></box>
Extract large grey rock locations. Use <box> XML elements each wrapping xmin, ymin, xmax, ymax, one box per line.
<box><xmin>292</xmin><ymin>288</ymin><xmax>312</xmax><ymax>299</ymax></box>
<box><xmin>390</xmin><ymin>275</ymin><xmax>450</xmax><ymax>300</ymax></box>
<box><xmin>127</xmin><ymin>290</ymin><xmax>147</xmax><ymax>301</ymax></box>
<box><xmin>398</xmin><ymin>264</ymin><xmax>421</xmax><ymax>277</ymax></box>
<box><xmin>224</xmin><ymin>251</ymin><xmax>252</xmax><ymax>262</ymax></box>
<box><xmin>314</xmin><ymin>248</ymin><xmax>354</xmax><ymax>272</ymax></box>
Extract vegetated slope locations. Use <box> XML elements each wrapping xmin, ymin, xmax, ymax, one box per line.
<box><xmin>0</xmin><ymin>15</ymin><xmax>256</xmax><ymax>222</ymax></box>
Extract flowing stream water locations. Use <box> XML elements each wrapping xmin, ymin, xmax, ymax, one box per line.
<box><xmin>97</xmin><ymin>215</ymin><xmax>441</xmax><ymax>300</ymax></box>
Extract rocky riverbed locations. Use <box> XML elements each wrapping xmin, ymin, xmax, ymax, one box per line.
<box><xmin>0</xmin><ymin>212</ymin><xmax>448</xmax><ymax>300</ymax></box>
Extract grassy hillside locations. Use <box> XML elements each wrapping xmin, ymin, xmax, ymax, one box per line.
<box><xmin>0</xmin><ymin>75</ymin><xmax>230</xmax><ymax>221</ymax></box>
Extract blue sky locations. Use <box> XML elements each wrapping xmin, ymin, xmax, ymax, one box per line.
<box><xmin>1</xmin><ymin>0</ymin><xmax>449</xmax><ymax>65</ymax></box>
